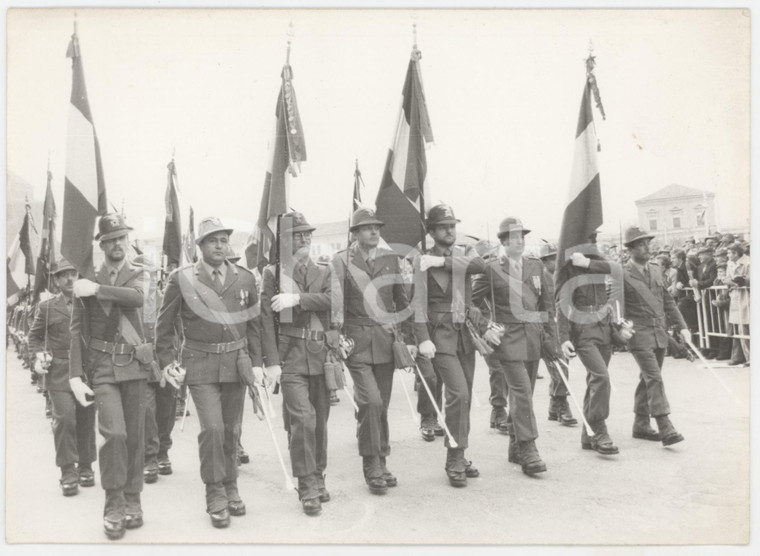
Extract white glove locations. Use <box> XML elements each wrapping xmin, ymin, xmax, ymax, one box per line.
<box><xmin>271</xmin><ymin>293</ymin><xmax>300</xmax><ymax>312</ymax></box>
<box><xmin>406</xmin><ymin>345</ymin><xmax>418</xmax><ymax>360</ymax></box>
<box><xmin>689</xmin><ymin>279</ymin><xmax>698</xmax><ymax>288</ymax></box>
<box><xmin>160</xmin><ymin>363</ymin><xmax>186</xmax><ymax>389</ymax></box>
<box><xmin>420</xmin><ymin>255</ymin><xmax>445</xmax><ymax>272</ymax></box>
<box><xmin>619</xmin><ymin>326</ymin><xmax>634</xmax><ymax>341</ymax></box>
<box><xmin>73</xmin><ymin>279</ymin><xmax>99</xmax><ymax>297</ymax></box>
<box><xmin>483</xmin><ymin>328</ymin><xmax>502</xmax><ymax>346</ymax></box>
<box><xmin>676</xmin><ymin>282</ymin><xmax>684</xmax><ymax>290</ymax></box>
<box><xmin>571</xmin><ymin>252</ymin><xmax>591</xmax><ymax>268</ymax></box>
<box><xmin>418</xmin><ymin>340</ymin><xmax>436</xmax><ymax>359</ymax></box>
<box><xmin>680</xmin><ymin>329</ymin><xmax>692</xmax><ymax>344</ymax></box>
<box><xmin>561</xmin><ymin>340</ymin><xmax>576</xmax><ymax>358</ymax></box>
<box><xmin>69</xmin><ymin>377</ymin><xmax>94</xmax><ymax>407</ymax></box>
<box><xmin>253</xmin><ymin>366</ymin><xmax>265</xmax><ymax>385</ymax></box>
<box><xmin>34</xmin><ymin>352</ymin><xmax>52</xmax><ymax>374</ymax></box>
<box><xmin>265</xmin><ymin>365</ymin><xmax>282</xmax><ymax>388</ymax></box>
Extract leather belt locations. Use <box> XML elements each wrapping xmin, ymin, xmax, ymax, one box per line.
<box><xmin>51</xmin><ymin>349</ymin><xmax>70</xmax><ymax>359</ymax></box>
<box><xmin>575</xmin><ymin>304</ymin><xmax>607</xmax><ymax>313</ymax></box>
<box><xmin>184</xmin><ymin>337</ymin><xmax>246</xmax><ymax>354</ymax></box>
<box><xmin>631</xmin><ymin>316</ymin><xmax>666</xmax><ymax>327</ymax></box>
<box><xmin>89</xmin><ymin>338</ymin><xmax>135</xmax><ymax>355</ymax></box>
<box><xmin>279</xmin><ymin>326</ymin><xmax>325</xmax><ymax>341</ymax></box>
<box><xmin>429</xmin><ymin>303</ymin><xmax>454</xmax><ymax>313</ymax></box>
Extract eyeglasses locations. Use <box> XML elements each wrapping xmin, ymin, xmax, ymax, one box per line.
<box><xmin>293</xmin><ymin>232</ymin><xmax>312</xmax><ymax>240</ymax></box>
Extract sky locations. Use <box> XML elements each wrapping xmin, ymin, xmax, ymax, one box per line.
<box><xmin>6</xmin><ymin>7</ymin><xmax>751</xmax><ymax>245</ymax></box>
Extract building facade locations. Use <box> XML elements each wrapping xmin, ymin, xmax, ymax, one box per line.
<box><xmin>635</xmin><ymin>184</ymin><xmax>718</xmax><ymax>243</ymax></box>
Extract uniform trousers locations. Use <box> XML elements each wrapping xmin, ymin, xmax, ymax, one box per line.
<box><xmin>575</xmin><ymin>338</ymin><xmax>612</xmax><ymax>425</ymax></box>
<box><xmin>49</xmin><ymin>389</ymin><xmax>97</xmax><ymax>468</ymax></box>
<box><xmin>486</xmin><ymin>356</ymin><xmax>539</xmax><ymax>441</ymax></box>
<box><xmin>281</xmin><ymin>373</ymin><xmax>330</xmax><ymax>478</ymax></box>
<box><xmin>416</xmin><ymin>362</ymin><xmax>443</xmax><ymax>421</ymax></box>
<box><xmin>93</xmin><ymin>379</ymin><xmax>146</xmax><ymax>517</ymax></box>
<box><xmin>345</xmin><ymin>361</ymin><xmax>394</xmax><ymax>457</ymax></box>
<box><xmin>631</xmin><ymin>347</ymin><xmax>671</xmax><ymax>417</ymax></box>
<box><xmin>188</xmin><ymin>382</ymin><xmax>245</xmax><ymax>512</ymax></box>
<box><xmin>546</xmin><ymin>357</ymin><xmax>569</xmax><ymax>397</ymax></box>
<box><xmin>145</xmin><ymin>381</ymin><xmax>177</xmax><ymax>463</ymax></box>
<box><xmin>432</xmin><ymin>351</ymin><xmax>475</xmax><ymax>449</ymax></box>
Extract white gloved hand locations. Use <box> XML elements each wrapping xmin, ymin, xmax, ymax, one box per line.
<box><xmin>160</xmin><ymin>363</ymin><xmax>186</xmax><ymax>388</ymax></box>
<box><xmin>571</xmin><ymin>252</ymin><xmax>591</xmax><ymax>268</ymax></box>
<box><xmin>34</xmin><ymin>352</ymin><xmax>52</xmax><ymax>374</ymax></box>
<box><xmin>73</xmin><ymin>279</ymin><xmax>99</xmax><ymax>298</ymax></box>
<box><xmin>561</xmin><ymin>340</ymin><xmax>576</xmax><ymax>358</ymax></box>
<box><xmin>265</xmin><ymin>365</ymin><xmax>282</xmax><ymax>388</ymax></box>
<box><xmin>420</xmin><ymin>255</ymin><xmax>446</xmax><ymax>272</ymax></box>
<box><xmin>418</xmin><ymin>340</ymin><xmax>436</xmax><ymax>359</ymax></box>
<box><xmin>69</xmin><ymin>377</ymin><xmax>94</xmax><ymax>407</ymax></box>
<box><xmin>483</xmin><ymin>328</ymin><xmax>502</xmax><ymax>346</ymax></box>
<box><xmin>253</xmin><ymin>366</ymin><xmax>265</xmax><ymax>385</ymax></box>
<box><xmin>619</xmin><ymin>326</ymin><xmax>634</xmax><ymax>341</ymax></box>
<box><xmin>676</xmin><ymin>282</ymin><xmax>684</xmax><ymax>290</ymax></box>
<box><xmin>680</xmin><ymin>329</ymin><xmax>692</xmax><ymax>344</ymax></box>
<box><xmin>271</xmin><ymin>293</ymin><xmax>300</xmax><ymax>312</ymax></box>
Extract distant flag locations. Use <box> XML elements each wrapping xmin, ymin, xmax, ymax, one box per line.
<box><xmin>19</xmin><ymin>204</ymin><xmax>36</xmax><ymax>277</ymax></box>
<box><xmin>353</xmin><ymin>159</ymin><xmax>365</xmax><ymax>211</ymax></box>
<box><xmin>61</xmin><ymin>25</ymin><xmax>107</xmax><ymax>280</ymax></box>
<box><xmin>163</xmin><ymin>159</ymin><xmax>183</xmax><ymax>268</ymax></box>
<box><xmin>183</xmin><ymin>206</ymin><xmax>197</xmax><ymax>265</ymax></box>
<box><xmin>32</xmin><ymin>169</ymin><xmax>57</xmax><ymax>302</ymax></box>
<box><xmin>555</xmin><ymin>52</ymin><xmax>605</xmax><ymax>285</ymax></box>
<box><xmin>374</xmin><ymin>42</ymin><xmax>434</xmax><ymax>254</ymax></box>
<box><xmin>244</xmin><ymin>50</ymin><xmax>306</xmax><ymax>271</ymax></box>
<box><xmin>7</xmin><ymin>234</ymin><xmax>23</xmax><ymax>304</ymax></box>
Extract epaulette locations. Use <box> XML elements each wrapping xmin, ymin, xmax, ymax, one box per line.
<box><xmin>232</xmin><ymin>262</ymin><xmax>254</xmax><ymax>276</ymax></box>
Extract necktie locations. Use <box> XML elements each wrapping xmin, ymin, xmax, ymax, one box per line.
<box><xmin>644</xmin><ymin>265</ymin><xmax>650</xmax><ymax>282</ymax></box>
<box><xmin>213</xmin><ymin>269</ymin><xmax>223</xmax><ymax>290</ymax></box>
<box><xmin>511</xmin><ymin>258</ymin><xmax>522</xmax><ymax>278</ymax></box>
<box><xmin>296</xmin><ymin>263</ymin><xmax>307</xmax><ymax>290</ymax></box>
<box><xmin>366</xmin><ymin>258</ymin><xmax>375</xmax><ymax>274</ymax></box>
<box><xmin>109</xmin><ymin>269</ymin><xmax>118</xmax><ymax>285</ymax></box>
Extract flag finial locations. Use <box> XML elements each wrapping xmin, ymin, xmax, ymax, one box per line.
<box><xmin>585</xmin><ymin>43</ymin><xmax>606</xmax><ymax>122</ymax></box>
<box><xmin>73</xmin><ymin>13</ymin><xmax>78</xmax><ymax>35</ymax></box>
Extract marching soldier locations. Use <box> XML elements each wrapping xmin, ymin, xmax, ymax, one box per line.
<box><xmin>260</xmin><ymin>212</ymin><xmax>333</xmax><ymax>515</ymax></box>
<box><xmin>155</xmin><ymin>217</ymin><xmax>264</xmax><ymax>529</ymax></box>
<box><xmin>555</xmin><ymin>230</ymin><xmax>619</xmax><ymax>455</ymax></box>
<box><xmin>28</xmin><ymin>258</ymin><xmax>96</xmax><ymax>496</ymax></box>
<box><xmin>331</xmin><ymin>208</ymin><xmax>413</xmax><ymax>495</ymax></box>
<box><xmin>68</xmin><ymin>213</ymin><xmax>152</xmax><ymax>540</ymax></box>
<box><xmin>411</xmin><ymin>204</ymin><xmax>485</xmax><ymax>487</ymax></box>
<box><xmin>620</xmin><ymin>227</ymin><xmax>689</xmax><ymax>446</ymax></box>
<box><xmin>138</xmin><ymin>255</ymin><xmax>177</xmax><ymax>484</ymax></box>
<box><xmin>472</xmin><ymin>217</ymin><xmax>555</xmax><ymax>476</ymax></box>
<box><xmin>537</xmin><ymin>243</ymin><xmax>577</xmax><ymax>426</ymax></box>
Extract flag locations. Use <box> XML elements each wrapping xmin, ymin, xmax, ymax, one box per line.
<box><xmin>353</xmin><ymin>160</ymin><xmax>365</xmax><ymax>211</ymax></box>
<box><xmin>61</xmin><ymin>29</ymin><xmax>107</xmax><ymax>279</ymax></box>
<box><xmin>244</xmin><ymin>59</ymin><xmax>306</xmax><ymax>271</ymax></box>
<box><xmin>554</xmin><ymin>56</ymin><xmax>604</xmax><ymax>283</ymax></box>
<box><xmin>375</xmin><ymin>46</ymin><xmax>434</xmax><ymax>254</ymax></box>
<box><xmin>183</xmin><ymin>206</ymin><xmax>197</xmax><ymax>265</ymax></box>
<box><xmin>32</xmin><ymin>170</ymin><xmax>57</xmax><ymax>302</ymax></box>
<box><xmin>7</xmin><ymin>233</ymin><xmax>23</xmax><ymax>304</ymax></box>
<box><xmin>162</xmin><ymin>160</ymin><xmax>183</xmax><ymax>268</ymax></box>
<box><xmin>19</xmin><ymin>208</ymin><xmax>36</xmax><ymax>276</ymax></box>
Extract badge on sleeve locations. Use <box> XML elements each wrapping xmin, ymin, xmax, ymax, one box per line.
<box><xmin>532</xmin><ymin>275</ymin><xmax>541</xmax><ymax>294</ymax></box>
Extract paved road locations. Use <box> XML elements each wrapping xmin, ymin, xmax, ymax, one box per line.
<box><xmin>4</xmin><ymin>345</ymin><xmax>750</xmax><ymax>546</ymax></box>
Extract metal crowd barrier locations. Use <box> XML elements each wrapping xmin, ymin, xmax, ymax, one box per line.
<box><xmin>687</xmin><ymin>285</ymin><xmax>750</xmax><ymax>349</ymax></box>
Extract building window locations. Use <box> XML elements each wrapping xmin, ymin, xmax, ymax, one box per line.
<box><xmin>672</xmin><ymin>216</ymin><xmax>681</xmax><ymax>229</ymax></box>
<box><xmin>649</xmin><ymin>218</ymin><xmax>658</xmax><ymax>231</ymax></box>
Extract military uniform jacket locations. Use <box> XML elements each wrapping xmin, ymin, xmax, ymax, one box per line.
<box><xmin>69</xmin><ymin>261</ymin><xmax>149</xmax><ymax>385</ymax></box>
<box><xmin>260</xmin><ymin>259</ymin><xmax>332</xmax><ymax>375</ymax></box>
<box><xmin>555</xmin><ymin>257</ymin><xmax>614</xmax><ymax>345</ymax></box>
<box><xmin>155</xmin><ymin>259</ymin><xmax>262</xmax><ymax>385</ymax></box>
<box><xmin>331</xmin><ymin>244</ymin><xmax>412</xmax><ymax>365</ymax></box>
<box><xmin>28</xmin><ymin>293</ymin><xmax>73</xmax><ymax>392</ymax></box>
<box><xmin>411</xmin><ymin>244</ymin><xmax>486</xmax><ymax>356</ymax></box>
<box><xmin>622</xmin><ymin>261</ymin><xmax>687</xmax><ymax>351</ymax></box>
<box><xmin>472</xmin><ymin>255</ymin><xmax>556</xmax><ymax>362</ymax></box>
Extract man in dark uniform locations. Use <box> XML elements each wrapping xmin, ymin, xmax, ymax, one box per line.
<box><xmin>155</xmin><ymin>217</ymin><xmax>263</xmax><ymax>529</ymax></box>
<box><xmin>68</xmin><ymin>213</ymin><xmax>151</xmax><ymax>540</ymax></box>
<box><xmin>29</xmin><ymin>258</ymin><xmax>96</xmax><ymax>496</ymax></box>
<box><xmin>260</xmin><ymin>212</ymin><xmax>333</xmax><ymax>515</ymax></box>
<box><xmin>555</xmin><ymin>230</ymin><xmax>619</xmax><ymax>455</ymax></box>
<box><xmin>537</xmin><ymin>243</ymin><xmax>577</xmax><ymax>426</ymax></box>
<box><xmin>331</xmin><ymin>208</ymin><xmax>413</xmax><ymax>494</ymax></box>
<box><xmin>411</xmin><ymin>204</ymin><xmax>486</xmax><ymax>487</ymax></box>
<box><xmin>139</xmin><ymin>255</ymin><xmax>177</xmax><ymax>484</ymax></box>
<box><xmin>621</xmin><ymin>227</ymin><xmax>689</xmax><ymax>446</ymax></box>
<box><xmin>472</xmin><ymin>217</ymin><xmax>555</xmax><ymax>476</ymax></box>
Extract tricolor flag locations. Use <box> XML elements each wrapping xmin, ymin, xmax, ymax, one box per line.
<box><xmin>61</xmin><ymin>29</ymin><xmax>107</xmax><ymax>279</ymax></box>
<box><xmin>19</xmin><ymin>206</ymin><xmax>36</xmax><ymax>277</ymax></box>
<box><xmin>32</xmin><ymin>169</ymin><xmax>57</xmax><ymax>302</ymax></box>
<box><xmin>163</xmin><ymin>159</ymin><xmax>183</xmax><ymax>268</ymax></box>
<box><xmin>244</xmin><ymin>59</ymin><xmax>306</xmax><ymax>271</ymax></box>
<box><xmin>183</xmin><ymin>206</ymin><xmax>197</xmax><ymax>265</ymax></box>
<box><xmin>554</xmin><ymin>54</ymin><xmax>605</xmax><ymax>283</ymax></box>
<box><xmin>353</xmin><ymin>159</ymin><xmax>365</xmax><ymax>211</ymax></box>
<box><xmin>7</xmin><ymin>233</ymin><xmax>23</xmax><ymax>304</ymax></box>
<box><xmin>375</xmin><ymin>45</ymin><xmax>434</xmax><ymax>254</ymax></box>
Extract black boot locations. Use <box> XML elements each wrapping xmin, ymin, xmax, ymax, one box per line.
<box><xmin>581</xmin><ymin>421</ymin><xmax>619</xmax><ymax>455</ymax></box>
<box><xmin>362</xmin><ymin>456</ymin><xmax>387</xmax><ymax>495</ymax></box>
<box><xmin>556</xmin><ymin>397</ymin><xmax>578</xmax><ymax>426</ymax></box>
<box><xmin>490</xmin><ymin>406</ymin><xmax>509</xmax><ymax>434</ymax></box>
<box><xmin>298</xmin><ymin>475</ymin><xmax>322</xmax><ymax>516</ymax></box>
<box><xmin>508</xmin><ymin>434</ymin><xmax>521</xmax><ymax>464</ymax></box>
<box><xmin>632</xmin><ymin>414</ymin><xmax>660</xmax><ymax>441</ymax></box>
<box><xmin>548</xmin><ymin>396</ymin><xmax>559</xmax><ymax>421</ymax></box>
<box><xmin>518</xmin><ymin>440</ymin><xmax>547</xmax><ymax>475</ymax></box>
<box><xmin>60</xmin><ymin>464</ymin><xmax>79</xmax><ymax>497</ymax></box>
<box><xmin>445</xmin><ymin>448</ymin><xmax>467</xmax><ymax>487</ymax></box>
<box><xmin>379</xmin><ymin>456</ymin><xmax>397</xmax><ymax>487</ymax></box>
<box><xmin>655</xmin><ymin>415</ymin><xmax>684</xmax><ymax>446</ymax></box>
<box><xmin>316</xmin><ymin>473</ymin><xmax>330</xmax><ymax>503</ymax></box>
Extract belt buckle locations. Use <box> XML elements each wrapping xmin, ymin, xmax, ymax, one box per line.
<box><xmin>215</xmin><ymin>343</ymin><xmax>225</xmax><ymax>354</ymax></box>
<box><xmin>111</xmin><ymin>343</ymin><xmax>134</xmax><ymax>367</ymax></box>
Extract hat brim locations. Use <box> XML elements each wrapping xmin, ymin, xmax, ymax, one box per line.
<box><xmin>350</xmin><ymin>220</ymin><xmax>385</xmax><ymax>231</ymax></box>
<box><xmin>196</xmin><ymin>228</ymin><xmax>234</xmax><ymax>245</ymax></box>
<box><xmin>96</xmin><ymin>228</ymin><xmax>132</xmax><ymax>242</ymax></box>
<box><xmin>52</xmin><ymin>266</ymin><xmax>77</xmax><ymax>276</ymax></box>
<box><xmin>624</xmin><ymin>233</ymin><xmax>655</xmax><ymax>247</ymax></box>
<box><xmin>427</xmin><ymin>218</ymin><xmax>461</xmax><ymax>227</ymax></box>
<box><xmin>286</xmin><ymin>225</ymin><xmax>317</xmax><ymax>234</ymax></box>
<box><xmin>498</xmin><ymin>228</ymin><xmax>531</xmax><ymax>238</ymax></box>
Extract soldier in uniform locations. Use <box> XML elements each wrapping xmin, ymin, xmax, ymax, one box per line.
<box><xmin>620</xmin><ymin>227</ymin><xmax>689</xmax><ymax>446</ymax></box>
<box><xmin>537</xmin><ymin>243</ymin><xmax>577</xmax><ymax>426</ymax></box>
<box><xmin>260</xmin><ymin>212</ymin><xmax>333</xmax><ymax>515</ymax></box>
<box><xmin>411</xmin><ymin>204</ymin><xmax>485</xmax><ymax>487</ymax></box>
<box><xmin>472</xmin><ymin>217</ymin><xmax>555</xmax><ymax>476</ymax></box>
<box><xmin>28</xmin><ymin>258</ymin><xmax>96</xmax><ymax>496</ymax></box>
<box><xmin>68</xmin><ymin>213</ymin><xmax>151</xmax><ymax>540</ymax></box>
<box><xmin>139</xmin><ymin>255</ymin><xmax>177</xmax><ymax>484</ymax></box>
<box><xmin>331</xmin><ymin>208</ymin><xmax>413</xmax><ymax>495</ymax></box>
<box><xmin>155</xmin><ymin>217</ymin><xmax>264</xmax><ymax>529</ymax></box>
<box><xmin>555</xmin><ymin>230</ymin><xmax>619</xmax><ymax>455</ymax></box>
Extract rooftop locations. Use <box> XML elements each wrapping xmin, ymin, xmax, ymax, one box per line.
<box><xmin>636</xmin><ymin>184</ymin><xmax>715</xmax><ymax>203</ymax></box>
